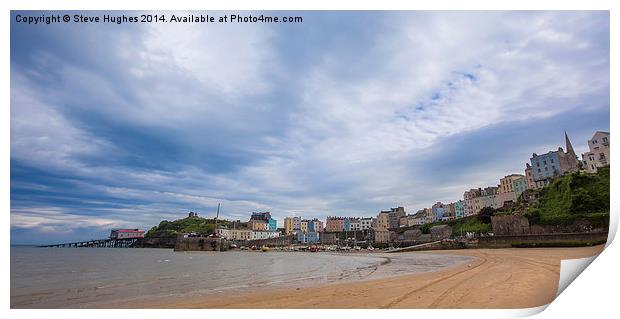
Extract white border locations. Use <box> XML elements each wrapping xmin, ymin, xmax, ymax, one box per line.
<box><xmin>2</xmin><ymin>1</ymin><xmax>616</xmax><ymax>319</ymax></box>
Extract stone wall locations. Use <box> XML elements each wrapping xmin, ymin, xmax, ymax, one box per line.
<box><xmin>478</xmin><ymin>232</ymin><xmax>608</xmax><ymax>248</ymax></box>
<box><xmin>136</xmin><ymin>236</ymin><xmax>176</xmax><ymax>248</ymax></box>
<box><xmin>403</xmin><ymin>229</ymin><xmax>422</xmax><ymax>241</ymax></box>
<box><xmin>491</xmin><ymin>215</ymin><xmax>530</xmax><ymax>235</ymax></box>
<box><xmin>430</xmin><ymin>225</ymin><xmax>452</xmax><ymax>240</ymax></box>
<box><xmin>238</xmin><ymin>235</ymin><xmax>296</xmax><ymax>247</ymax></box>
<box><xmin>174</xmin><ymin>237</ymin><xmax>229</xmax><ymax>251</ymax></box>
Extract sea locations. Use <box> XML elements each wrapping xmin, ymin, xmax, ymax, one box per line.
<box><xmin>10</xmin><ymin>246</ymin><xmax>472</xmax><ymax>308</ymax></box>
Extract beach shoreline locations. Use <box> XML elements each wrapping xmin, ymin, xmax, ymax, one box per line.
<box><xmin>109</xmin><ymin>245</ymin><xmax>604</xmax><ymax>309</ymax></box>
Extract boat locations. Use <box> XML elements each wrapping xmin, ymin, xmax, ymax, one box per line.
<box><xmin>367</xmin><ymin>246</ymin><xmax>374</xmax><ymax>251</ymax></box>
<box><xmin>309</xmin><ymin>245</ymin><xmax>318</xmax><ymax>252</ymax></box>
<box><xmin>229</xmin><ymin>243</ymin><xmax>238</xmax><ymax>249</ymax></box>
<box><xmin>261</xmin><ymin>245</ymin><xmax>270</xmax><ymax>252</ymax></box>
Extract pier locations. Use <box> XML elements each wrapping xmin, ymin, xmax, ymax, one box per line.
<box><xmin>39</xmin><ymin>238</ymin><xmax>140</xmax><ymax>248</ymax></box>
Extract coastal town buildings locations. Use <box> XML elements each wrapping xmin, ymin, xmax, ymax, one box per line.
<box><xmin>524</xmin><ymin>163</ymin><xmax>536</xmax><ymax>189</ymax></box>
<box><xmin>213</xmin><ymin>129</ymin><xmax>606</xmax><ymax>242</ymax></box>
<box><xmin>325</xmin><ymin>217</ymin><xmax>344</xmax><ymax>232</ymax></box>
<box><xmin>480</xmin><ymin>186</ymin><xmax>501</xmax><ymax>209</ymax></box>
<box><xmin>431</xmin><ymin>202</ymin><xmax>445</xmax><ymax>222</ymax></box>
<box><xmin>399</xmin><ymin>215</ymin><xmax>409</xmax><ymax>227</ymax></box>
<box><xmin>217</xmin><ymin>228</ymin><xmax>279</xmax><ymax>241</ymax></box>
<box><xmin>249</xmin><ymin>212</ymin><xmax>277</xmax><ymax>231</ymax></box>
<box><xmin>377</xmin><ymin>207</ymin><xmax>405</xmax><ymax>229</ymax></box>
<box><xmin>360</xmin><ymin>217</ymin><xmax>375</xmax><ymax>230</ymax></box>
<box><xmin>300</xmin><ymin>220</ymin><xmax>309</xmax><ymax>233</ymax></box>
<box><xmin>248</xmin><ymin>219</ymin><xmax>267</xmax><ymax>231</ymax></box>
<box><xmin>411</xmin><ymin>210</ymin><xmax>426</xmax><ymax>225</ymax></box>
<box><xmin>343</xmin><ymin>218</ymin><xmax>351</xmax><ymax>231</ymax></box>
<box><xmin>582</xmin><ymin>131</ymin><xmax>610</xmax><ymax>173</ymax></box>
<box><xmin>252</xmin><ymin>230</ymin><xmax>281</xmax><ymax>240</ymax></box>
<box><xmin>311</xmin><ymin>218</ymin><xmax>323</xmax><ymax>233</ymax></box>
<box><xmin>297</xmin><ymin>231</ymin><xmax>320</xmax><ymax>244</ymax></box>
<box><xmin>513</xmin><ymin>176</ymin><xmax>528</xmax><ymax>200</ymax></box>
<box><xmin>498</xmin><ymin>174</ymin><xmax>525</xmax><ymax>206</ymax></box>
<box><xmin>267</xmin><ymin>219</ymin><xmax>277</xmax><ymax>231</ymax></box>
<box><xmin>376</xmin><ymin>212</ymin><xmax>390</xmax><ymax>229</ymax></box>
<box><xmin>292</xmin><ymin>217</ymin><xmax>301</xmax><ymax>230</ymax></box>
<box><xmin>529</xmin><ymin>132</ymin><xmax>579</xmax><ymax>188</ymax></box>
<box><xmin>454</xmin><ymin>200</ymin><xmax>465</xmax><ymax>219</ymax></box>
<box><xmin>443</xmin><ymin>202</ymin><xmax>456</xmax><ymax>221</ymax></box>
<box><xmin>283</xmin><ymin>217</ymin><xmax>294</xmax><ymax>235</ymax></box>
<box><xmin>228</xmin><ymin>229</ymin><xmax>252</xmax><ymax>240</ymax></box>
<box><xmin>463</xmin><ymin>188</ymin><xmax>482</xmax><ymax>216</ymax></box>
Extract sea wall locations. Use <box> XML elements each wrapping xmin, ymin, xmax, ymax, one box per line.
<box><xmin>232</xmin><ymin>235</ymin><xmax>296</xmax><ymax>247</ymax></box>
<box><xmin>477</xmin><ymin>232</ymin><xmax>608</xmax><ymax>248</ymax></box>
<box><xmin>174</xmin><ymin>237</ymin><xmax>229</xmax><ymax>251</ymax></box>
<box><xmin>136</xmin><ymin>236</ymin><xmax>176</xmax><ymax>248</ymax></box>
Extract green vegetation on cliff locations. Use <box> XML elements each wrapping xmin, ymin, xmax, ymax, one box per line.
<box><xmin>145</xmin><ymin>214</ymin><xmax>233</xmax><ymax>238</ymax></box>
<box><xmin>525</xmin><ymin>166</ymin><xmax>610</xmax><ymax>226</ymax></box>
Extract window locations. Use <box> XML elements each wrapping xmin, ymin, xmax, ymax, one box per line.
<box><xmin>551</xmin><ymin>159</ymin><xmax>554</xmax><ymax>163</ymax></box>
<box><xmin>543</xmin><ymin>160</ymin><xmax>547</xmax><ymax>165</ymax></box>
<box><xmin>538</xmin><ymin>169</ymin><xmax>541</xmax><ymax>173</ymax></box>
<box><xmin>603</xmin><ymin>137</ymin><xmax>608</xmax><ymax>143</ymax></box>
<box><xmin>544</xmin><ymin>167</ymin><xmax>548</xmax><ymax>171</ymax></box>
<box><xmin>537</xmin><ymin>162</ymin><xmax>540</xmax><ymax>167</ymax></box>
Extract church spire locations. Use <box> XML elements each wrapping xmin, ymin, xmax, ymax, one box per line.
<box><xmin>565</xmin><ymin>131</ymin><xmax>575</xmax><ymax>156</ymax></box>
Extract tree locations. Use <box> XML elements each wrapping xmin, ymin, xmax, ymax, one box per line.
<box><xmin>478</xmin><ymin>206</ymin><xmax>495</xmax><ymax>224</ymax></box>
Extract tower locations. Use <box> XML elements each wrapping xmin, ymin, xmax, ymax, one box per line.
<box><xmin>563</xmin><ymin>131</ymin><xmax>579</xmax><ymax>172</ymax></box>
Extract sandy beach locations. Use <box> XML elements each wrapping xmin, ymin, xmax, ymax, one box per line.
<box><xmin>127</xmin><ymin>245</ymin><xmax>604</xmax><ymax>309</ymax></box>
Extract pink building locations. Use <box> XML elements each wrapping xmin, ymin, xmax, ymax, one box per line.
<box><xmin>325</xmin><ymin>217</ymin><xmax>344</xmax><ymax>232</ymax></box>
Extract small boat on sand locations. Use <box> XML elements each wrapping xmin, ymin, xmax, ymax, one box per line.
<box><xmin>261</xmin><ymin>245</ymin><xmax>270</xmax><ymax>252</ymax></box>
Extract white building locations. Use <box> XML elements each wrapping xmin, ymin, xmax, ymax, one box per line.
<box><xmin>252</xmin><ymin>230</ymin><xmax>281</xmax><ymax>240</ymax></box>
<box><xmin>582</xmin><ymin>131</ymin><xmax>610</xmax><ymax>173</ymax></box>
<box><xmin>360</xmin><ymin>217</ymin><xmax>375</xmax><ymax>230</ymax></box>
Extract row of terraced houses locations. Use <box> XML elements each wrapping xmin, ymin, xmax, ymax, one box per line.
<box><xmin>216</xmin><ymin>131</ymin><xmax>609</xmax><ymax>244</ymax></box>
<box><xmin>277</xmin><ymin>131</ymin><xmax>609</xmax><ymax>243</ymax></box>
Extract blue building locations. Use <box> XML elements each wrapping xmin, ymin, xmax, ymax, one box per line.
<box><xmin>343</xmin><ymin>218</ymin><xmax>351</xmax><ymax>231</ymax></box>
<box><xmin>431</xmin><ymin>202</ymin><xmax>445</xmax><ymax>222</ymax></box>
<box><xmin>433</xmin><ymin>207</ymin><xmax>445</xmax><ymax>222</ymax></box>
<box><xmin>530</xmin><ymin>151</ymin><xmax>561</xmax><ymax>187</ymax></box>
<box><xmin>296</xmin><ymin>231</ymin><xmax>320</xmax><ymax>244</ymax></box>
<box><xmin>454</xmin><ymin>200</ymin><xmax>465</xmax><ymax>219</ymax></box>
<box><xmin>529</xmin><ymin>133</ymin><xmax>580</xmax><ymax>189</ymax></box>
<box><xmin>307</xmin><ymin>221</ymin><xmax>315</xmax><ymax>232</ymax></box>
<box><xmin>267</xmin><ymin>218</ymin><xmax>277</xmax><ymax>231</ymax></box>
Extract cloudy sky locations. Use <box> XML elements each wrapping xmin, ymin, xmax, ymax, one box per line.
<box><xmin>10</xmin><ymin>11</ymin><xmax>609</xmax><ymax>244</ymax></box>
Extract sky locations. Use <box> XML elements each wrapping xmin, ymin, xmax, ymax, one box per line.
<box><xmin>10</xmin><ymin>11</ymin><xmax>609</xmax><ymax>244</ymax></box>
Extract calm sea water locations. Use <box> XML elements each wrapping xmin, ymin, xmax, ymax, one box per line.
<box><xmin>11</xmin><ymin>246</ymin><xmax>471</xmax><ymax>308</ymax></box>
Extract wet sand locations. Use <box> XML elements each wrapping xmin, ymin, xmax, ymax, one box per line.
<box><xmin>127</xmin><ymin>245</ymin><xmax>604</xmax><ymax>309</ymax></box>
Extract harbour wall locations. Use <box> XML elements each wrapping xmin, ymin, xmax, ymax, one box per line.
<box><xmin>477</xmin><ymin>232</ymin><xmax>608</xmax><ymax>248</ymax></box>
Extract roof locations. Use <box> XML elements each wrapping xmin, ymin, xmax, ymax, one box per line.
<box><xmin>113</xmin><ymin>229</ymin><xmax>144</xmax><ymax>233</ymax></box>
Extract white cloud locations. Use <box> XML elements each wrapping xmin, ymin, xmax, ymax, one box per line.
<box><xmin>10</xmin><ymin>12</ymin><xmax>609</xmax><ymax>239</ymax></box>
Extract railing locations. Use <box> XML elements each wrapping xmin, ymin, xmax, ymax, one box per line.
<box><xmin>38</xmin><ymin>238</ymin><xmax>141</xmax><ymax>248</ymax></box>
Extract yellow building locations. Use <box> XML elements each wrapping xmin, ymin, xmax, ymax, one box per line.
<box><xmin>498</xmin><ymin>174</ymin><xmax>525</xmax><ymax>206</ymax></box>
<box><xmin>229</xmin><ymin>229</ymin><xmax>252</xmax><ymax>240</ymax></box>
<box><xmin>376</xmin><ymin>212</ymin><xmax>390</xmax><ymax>229</ymax></box>
<box><xmin>248</xmin><ymin>219</ymin><xmax>267</xmax><ymax>231</ymax></box>
<box><xmin>284</xmin><ymin>217</ymin><xmax>294</xmax><ymax>235</ymax></box>
<box><xmin>300</xmin><ymin>220</ymin><xmax>309</xmax><ymax>233</ymax></box>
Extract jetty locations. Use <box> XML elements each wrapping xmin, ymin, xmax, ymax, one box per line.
<box><xmin>38</xmin><ymin>237</ymin><xmax>140</xmax><ymax>248</ymax></box>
